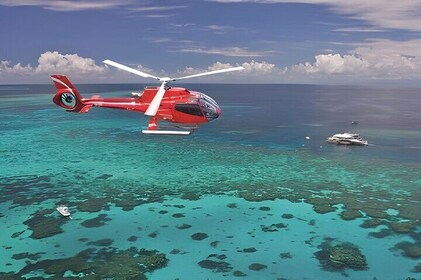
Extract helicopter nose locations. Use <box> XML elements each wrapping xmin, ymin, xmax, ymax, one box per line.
<box><xmin>215</xmin><ymin>104</ymin><xmax>222</xmax><ymax>117</ymax></box>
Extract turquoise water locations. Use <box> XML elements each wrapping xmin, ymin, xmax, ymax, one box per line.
<box><xmin>0</xmin><ymin>84</ymin><xmax>420</xmax><ymax>279</ymax></box>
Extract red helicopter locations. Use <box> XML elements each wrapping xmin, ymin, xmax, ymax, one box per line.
<box><xmin>51</xmin><ymin>59</ymin><xmax>244</xmax><ymax>135</ymax></box>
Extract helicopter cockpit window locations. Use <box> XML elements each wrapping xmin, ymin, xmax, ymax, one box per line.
<box><xmin>175</xmin><ymin>104</ymin><xmax>204</xmax><ymax>116</ymax></box>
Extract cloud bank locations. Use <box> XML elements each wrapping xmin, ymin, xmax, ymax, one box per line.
<box><xmin>2</xmin><ymin>42</ymin><xmax>421</xmax><ymax>84</ymax></box>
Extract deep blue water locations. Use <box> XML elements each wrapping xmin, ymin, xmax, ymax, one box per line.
<box><xmin>0</xmin><ymin>83</ymin><xmax>420</xmax><ymax>279</ymax></box>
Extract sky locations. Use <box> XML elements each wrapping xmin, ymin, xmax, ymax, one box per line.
<box><xmin>1</xmin><ymin>0</ymin><xmax>421</xmax><ymax>84</ymax></box>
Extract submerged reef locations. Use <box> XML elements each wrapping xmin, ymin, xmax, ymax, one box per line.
<box><xmin>389</xmin><ymin>221</ymin><xmax>419</xmax><ymax>234</ymax></box>
<box><xmin>412</xmin><ymin>263</ymin><xmax>421</xmax><ymax>273</ymax></box>
<box><xmin>1</xmin><ymin>247</ymin><xmax>168</xmax><ymax>279</ymax></box>
<box><xmin>393</xmin><ymin>241</ymin><xmax>421</xmax><ymax>259</ymax></box>
<box><xmin>314</xmin><ymin>239</ymin><xmax>368</xmax><ymax>271</ymax></box>
<box><xmin>23</xmin><ymin>209</ymin><xmax>66</xmax><ymax>239</ymax></box>
<box><xmin>198</xmin><ymin>254</ymin><xmax>233</xmax><ymax>273</ymax></box>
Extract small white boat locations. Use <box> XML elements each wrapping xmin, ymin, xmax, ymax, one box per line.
<box><xmin>57</xmin><ymin>205</ymin><xmax>72</xmax><ymax>219</ymax></box>
<box><xmin>326</xmin><ymin>133</ymin><xmax>368</xmax><ymax>146</ymax></box>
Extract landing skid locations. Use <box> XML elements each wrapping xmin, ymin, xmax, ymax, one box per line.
<box><xmin>142</xmin><ymin>130</ymin><xmax>191</xmax><ymax>135</ymax></box>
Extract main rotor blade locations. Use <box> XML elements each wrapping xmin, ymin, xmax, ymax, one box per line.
<box><xmin>174</xmin><ymin>66</ymin><xmax>244</xmax><ymax>81</ymax></box>
<box><xmin>103</xmin><ymin>59</ymin><xmax>160</xmax><ymax>80</ymax></box>
<box><xmin>145</xmin><ymin>81</ymin><xmax>167</xmax><ymax>116</ymax></box>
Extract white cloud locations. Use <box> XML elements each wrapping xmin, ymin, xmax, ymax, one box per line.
<box><xmin>35</xmin><ymin>51</ymin><xmax>105</xmax><ymax>74</ymax></box>
<box><xmin>291</xmin><ymin>39</ymin><xmax>421</xmax><ymax>79</ymax></box>
<box><xmin>128</xmin><ymin>5</ymin><xmax>187</xmax><ymax>12</ymax></box>
<box><xmin>0</xmin><ymin>61</ymin><xmax>33</xmax><ymax>75</ymax></box>
<box><xmin>178</xmin><ymin>47</ymin><xmax>277</xmax><ymax>57</ymax></box>
<box><xmin>175</xmin><ymin>61</ymin><xmax>284</xmax><ymax>83</ymax></box>
<box><xmin>0</xmin><ymin>0</ymin><xmax>130</xmax><ymax>11</ymax></box>
<box><xmin>0</xmin><ymin>51</ymin><xmax>106</xmax><ymax>83</ymax></box>
<box><xmin>292</xmin><ymin>53</ymin><xmax>369</xmax><ymax>74</ymax></box>
<box><xmin>210</xmin><ymin>0</ymin><xmax>421</xmax><ymax>32</ymax></box>
<box><xmin>3</xmin><ymin>44</ymin><xmax>421</xmax><ymax>84</ymax></box>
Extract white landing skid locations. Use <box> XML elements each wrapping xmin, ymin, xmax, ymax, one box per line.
<box><xmin>142</xmin><ymin>130</ymin><xmax>191</xmax><ymax>135</ymax></box>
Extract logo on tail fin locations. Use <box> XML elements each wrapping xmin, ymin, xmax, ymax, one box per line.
<box><xmin>60</xmin><ymin>92</ymin><xmax>77</xmax><ymax>109</ymax></box>
<box><xmin>51</xmin><ymin>75</ymin><xmax>86</xmax><ymax>112</ymax></box>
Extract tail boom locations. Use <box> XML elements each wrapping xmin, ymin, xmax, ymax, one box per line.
<box><xmin>51</xmin><ymin>75</ymin><xmax>145</xmax><ymax>113</ymax></box>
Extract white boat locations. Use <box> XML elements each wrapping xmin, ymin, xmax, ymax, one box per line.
<box><xmin>57</xmin><ymin>205</ymin><xmax>72</xmax><ymax>219</ymax></box>
<box><xmin>326</xmin><ymin>133</ymin><xmax>368</xmax><ymax>146</ymax></box>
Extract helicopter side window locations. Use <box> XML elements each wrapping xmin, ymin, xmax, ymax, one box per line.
<box><xmin>175</xmin><ymin>104</ymin><xmax>203</xmax><ymax>116</ymax></box>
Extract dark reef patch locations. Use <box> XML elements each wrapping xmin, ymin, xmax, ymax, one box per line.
<box><xmin>411</xmin><ymin>263</ymin><xmax>421</xmax><ymax>273</ymax></box>
<box><xmin>191</xmin><ymin>232</ymin><xmax>208</xmax><ymax>240</ymax></box>
<box><xmin>281</xmin><ymin>213</ymin><xmax>294</xmax><ymax>219</ymax></box>
<box><xmin>314</xmin><ymin>239</ymin><xmax>368</xmax><ymax>271</ymax></box>
<box><xmin>81</xmin><ymin>214</ymin><xmax>111</xmax><ymax>228</ymax></box>
<box><xmin>12</xmin><ymin>252</ymin><xmax>45</xmax><ymax>261</ymax></box>
<box><xmin>261</xmin><ymin>223</ymin><xmax>287</xmax><ymax>232</ymax></box>
<box><xmin>393</xmin><ymin>241</ymin><xmax>421</xmax><ymax>259</ymax></box>
<box><xmin>172</xmin><ymin>213</ymin><xmax>185</xmax><ymax>218</ymax></box>
<box><xmin>77</xmin><ymin>197</ymin><xmax>109</xmax><ymax>212</ymax></box>
<box><xmin>198</xmin><ymin>254</ymin><xmax>233</xmax><ymax>273</ymax></box>
<box><xmin>24</xmin><ymin>209</ymin><xmax>65</xmax><ymax>239</ymax></box>
<box><xmin>368</xmin><ymin>228</ymin><xmax>393</xmax><ymax>239</ymax></box>
<box><xmin>11</xmin><ymin>230</ymin><xmax>26</xmax><ymax>238</ymax></box>
<box><xmin>87</xmin><ymin>238</ymin><xmax>114</xmax><ymax>247</ymax></box>
<box><xmin>389</xmin><ymin>221</ymin><xmax>419</xmax><ymax>234</ymax></box>
<box><xmin>259</xmin><ymin>206</ymin><xmax>271</xmax><ymax>211</ymax></box>
<box><xmin>148</xmin><ymin>231</ymin><xmax>158</xmax><ymax>238</ymax></box>
<box><xmin>176</xmin><ymin>223</ymin><xmax>192</xmax><ymax>230</ymax></box>
<box><xmin>242</xmin><ymin>247</ymin><xmax>257</xmax><ymax>253</ymax></box>
<box><xmin>113</xmin><ymin>193</ymin><xmax>145</xmax><ymax>211</ymax></box>
<box><xmin>279</xmin><ymin>252</ymin><xmax>292</xmax><ymax>259</ymax></box>
<box><xmin>181</xmin><ymin>192</ymin><xmax>200</xmax><ymax>201</ymax></box>
<box><xmin>233</xmin><ymin>270</ymin><xmax>247</xmax><ymax>277</ymax></box>
<box><xmin>210</xmin><ymin>241</ymin><xmax>219</xmax><ymax>248</ymax></box>
<box><xmin>3</xmin><ymin>247</ymin><xmax>168</xmax><ymax>279</ymax></box>
<box><xmin>360</xmin><ymin>218</ymin><xmax>385</xmax><ymax>229</ymax></box>
<box><xmin>128</xmin><ymin>236</ymin><xmax>138</xmax><ymax>242</ymax></box>
<box><xmin>340</xmin><ymin>209</ymin><xmax>363</xmax><ymax>221</ymax></box>
<box><xmin>227</xmin><ymin>203</ymin><xmax>237</xmax><ymax>208</ymax></box>
<box><xmin>248</xmin><ymin>263</ymin><xmax>267</xmax><ymax>271</ymax></box>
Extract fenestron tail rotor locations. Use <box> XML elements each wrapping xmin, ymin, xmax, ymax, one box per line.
<box><xmin>103</xmin><ymin>59</ymin><xmax>244</xmax><ymax>116</ymax></box>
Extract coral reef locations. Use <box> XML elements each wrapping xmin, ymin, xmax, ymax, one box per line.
<box><xmin>77</xmin><ymin>197</ymin><xmax>109</xmax><ymax>212</ymax></box>
<box><xmin>389</xmin><ymin>221</ymin><xmax>419</xmax><ymax>234</ymax></box>
<box><xmin>340</xmin><ymin>209</ymin><xmax>363</xmax><ymax>221</ymax></box>
<box><xmin>87</xmin><ymin>238</ymin><xmax>114</xmax><ymax>247</ymax></box>
<box><xmin>281</xmin><ymin>213</ymin><xmax>294</xmax><ymax>219</ymax></box>
<box><xmin>248</xmin><ymin>263</ymin><xmax>267</xmax><ymax>271</ymax></box>
<box><xmin>233</xmin><ymin>270</ymin><xmax>247</xmax><ymax>277</ymax></box>
<box><xmin>181</xmin><ymin>192</ymin><xmax>200</xmax><ymax>201</ymax></box>
<box><xmin>9</xmin><ymin>247</ymin><xmax>168</xmax><ymax>279</ymax></box>
<box><xmin>191</xmin><ymin>232</ymin><xmax>208</xmax><ymax>240</ymax></box>
<box><xmin>198</xmin><ymin>254</ymin><xmax>232</xmax><ymax>273</ymax></box>
<box><xmin>242</xmin><ymin>247</ymin><xmax>257</xmax><ymax>253</ymax></box>
<box><xmin>393</xmin><ymin>241</ymin><xmax>421</xmax><ymax>259</ymax></box>
<box><xmin>81</xmin><ymin>214</ymin><xmax>111</xmax><ymax>228</ymax></box>
<box><xmin>411</xmin><ymin>263</ymin><xmax>421</xmax><ymax>273</ymax></box>
<box><xmin>261</xmin><ymin>223</ymin><xmax>287</xmax><ymax>232</ymax></box>
<box><xmin>24</xmin><ymin>209</ymin><xmax>65</xmax><ymax>239</ymax></box>
<box><xmin>360</xmin><ymin>218</ymin><xmax>385</xmax><ymax>229</ymax></box>
<box><xmin>314</xmin><ymin>240</ymin><xmax>368</xmax><ymax>271</ymax></box>
<box><xmin>279</xmin><ymin>252</ymin><xmax>292</xmax><ymax>259</ymax></box>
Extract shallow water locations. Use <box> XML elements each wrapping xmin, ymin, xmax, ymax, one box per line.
<box><xmin>0</xmin><ymin>84</ymin><xmax>420</xmax><ymax>279</ymax></box>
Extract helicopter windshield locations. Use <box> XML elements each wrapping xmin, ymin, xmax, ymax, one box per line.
<box><xmin>198</xmin><ymin>93</ymin><xmax>220</xmax><ymax>121</ymax></box>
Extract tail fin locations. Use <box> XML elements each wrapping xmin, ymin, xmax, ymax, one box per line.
<box><xmin>51</xmin><ymin>75</ymin><xmax>87</xmax><ymax>112</ymax></box>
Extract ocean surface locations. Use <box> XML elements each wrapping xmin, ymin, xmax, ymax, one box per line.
<box><xmin>0</xmin><ymin>83</ymin><xmax>420</xmax><ymax>279</ymax></box>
